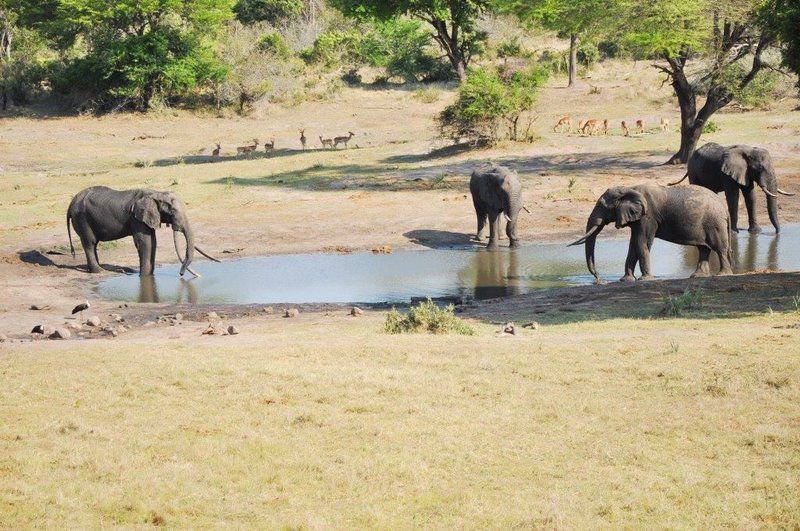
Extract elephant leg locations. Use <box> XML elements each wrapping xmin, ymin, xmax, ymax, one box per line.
<box><xmin>133</xmin><ymin>232</ymin><xmax>156</xmax><ymax>276</ymax></box>
<box><xmin>725</xmin><ymin>187</ymin><xmax>741</xmax><ymax>233</ymax></box>
<box><xmin>486</xmin><ymin>211</ymin><xmax>500</xmax><ymax>249</ymax></box>
<box><xmin>691</xmin><ymin>247</ymin><xmax>711</xmax><ymax>277</ymax></box>
<box><xmin>474</xmin><ymin>209</ymin><xmax>487</xmax><ymax>240</ymax></box>
<box><xmin>78</xmin><ymin>231</ymin><xmax>102</xmax><ymax>273</ymax></box>
<box><xmin>620</xmin><ymin>238</ymin><xmax>638</xmax><ymax>282</ymax></box>
<box><xmin>710</xmin><ymin>227</ymin><xmax>734</xmax><ymax>275</ymax></box>
<box><xmin>506</xmin><ymin>218</ymin><xmax>519</xmax><ymax>248</ymax></box>
<box><xmin>638</xmin><ymin>233</ymin><xmax>655</xmax><ymax>280</ymax></box>
<box><xmin>743</xmin><ymin>187</ymin><xmax>761</xmax><ymax>234</ymax></box>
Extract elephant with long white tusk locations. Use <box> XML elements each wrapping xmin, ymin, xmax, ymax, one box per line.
<box><xmin>669</xmin><ymin>143</ymin><xmax>794</xmax><ymax>234</ymax></box>
<box><xmin>67</xmin><ymin>186</ymin><xmax>220</xmax><ymax>277</ymax></box>
<box><xmin>470</xmin><ymin>165</ymin><xmax>523</xmax><ymax>249</ymax></box>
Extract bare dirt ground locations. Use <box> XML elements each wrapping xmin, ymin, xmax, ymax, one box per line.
<box><xmin>1</xmin><ymin>62</ymin><xmax>800</xmax><ymax>527</ymax></box>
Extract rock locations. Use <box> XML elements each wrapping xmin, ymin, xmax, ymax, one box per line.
<box><xmin>174</xmin><ymin>313</ymin><xmax>183</xmax><ymax>321</ymax></box>
<box><xmin>0</xmin><ymin>334</ymin><xmax>8</xmax><ymax>342</ymax></box>
<box><xmin>227</xmin><ymin>325</ymin><xmax>239</xmax><ymax>335</ymax></box>
<box><xmin>117</xmin><ymin>325</ymin><xmax>127</xmax><ymax>333</ymax></box>
<box><xmin>110</xmin><ymin>313</ymin><xmax>124</xmax><ymax>323</ymax></box>
<box><xmin>118</xmin><ymin>303</ymin><xmax>129</xmax><ymax>308</ymax></box>
<box><xmin>143</xmin><ymin>321</ymin><xmax>156</xmax><ymax>328</ymax></box>
<box><xmin>523</xmin><ymin>321</ymin><xmax>540</xmax><ymax>330</ymax></box>
<box><xmin>262</xmin><ymin>307</ymin><xmax>274</xmax><ymax>314</ymax></box>
<box><xmin>350</xmin><ymin>306</ymin><xmax>364</xmax><ymax>316</ymax></box>
<box><xmin>502</xmin><ymin>322</ymin><xmax>517</xmax><ymax>335</ymax></box>
<box><xmin>66</xmin><ymin>322</ymin><xmax>83</xmax><ymax>331</ymax></box>
<box><xmin>49</xmin><ymin>328</ymin><xmax>71</xmax><ymax>340</ymax></box>
<box><xmin>371</xmin><ymin>245</ymin><xmax>393</xmax><ymax>254</ymax></box>
<box><xmin>206</xmin><ymin>311</ymin><xmax>219</xmax><ymax>321</ymax></box>
<box><xmin>31</xmin><ymin>325</ymin><xmax>45</xmax><ymax>334</ymax></box>
<box><xmin>30</xmin><ymin>304</ymin><xmax>50</xmax><ymax>311</ymax></box>
<box><xmin>106</xmin><ymin>327</ymin><xmax>119</xmax><ymax>337</ymax></box>
<box><xmin>86</xmin><ymin>316</ymin><xmax>101</xmax><ymax>327</ymax></box>
<box><xmin>284</xmin><ymin>308</ymin><xmax>299</xmax><ymax>318</ymax></box>
<box><xmin>201</xmin><ymin>324</ymin><xmax>215</xmax><ymax>335</ymax></box>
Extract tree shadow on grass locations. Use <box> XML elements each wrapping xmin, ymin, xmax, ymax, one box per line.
<box><xmin>151</xmin><ymin>148</ymin><xmax>326</xmax><ymax>167</ymax></box>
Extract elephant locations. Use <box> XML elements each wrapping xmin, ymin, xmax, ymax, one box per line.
<box><xmin>569</xmin><ymin>183</ymin><xmax>733</xmax><ymax>282</ymax></box>
<box><xmin>67</xmin><ymin>186</ymin><xmax>218</xmax><ymax>276</ymax></box>
<box><xmin>470</xmin><ymin>165</ymin><xmax>523</xmax><ymax>249</ymax></box>
<box><xmin>670</xmin><ymin>143</ymin><xmax>794</xmax><ymax>234</ymax></box>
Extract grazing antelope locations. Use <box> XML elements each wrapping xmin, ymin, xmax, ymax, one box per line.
<box><xmin>299</xmin><ymin>129</ymin><xmax>307</xmax><ymax>150</ymax></box>
<box><xmin>602</xmin><ymin>119</ymin><xmax>609</xmax><ymax>135</ymax></box>
<box><xmin>578</xmin><ymin>118</ymin><xmax>589</xmax><ymax>132</ymax></box>
<box><xmin>237</xmin><ymin>139</ymin><xmax>258</xmax><ymax>156</ymax></box>
<box><xmin>319</xmin><ymin>135</ymin><xmax>333</xmax><ymax>149</ymax></box>
<box><xmin>263</xmin><ymin>138</ymin><xmax>275</xmax><ymax>152</ymax></box>
<box><xmin>334</xmin><ymin>131</ymin><xmax>355</xmax><ymax>149</ymax></box>
<box><xmin>636</xmin><ymin>119</ymin><xmax>646</xmax><ymax>134</ymax></box>
<box><xmin>582</xmin><ymin>119</ymin><xmax>598</xmax><ymax>136</ymax></box>
<box><xmin>621</xmin><ymin>120</ymin><xmax>630</xmax><ymax>136</ymax></box>
<box><xmin>660</xmin><ymin>117</ymin><xmax>670</xmax><ymax>131</ymax></box>
<box><xmin>212</xmin><ymin>143</ymin><xmax>220</xmax><ymax>157</ymax></box>
<box><xmin>553</xmin><ymin>115</ymin><xmax>572</xmax><ymax>133</ymax></box>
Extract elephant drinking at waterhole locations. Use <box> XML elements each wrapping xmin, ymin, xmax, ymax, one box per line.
<box><xmin>570</xmin><ymin>183</ymin><xmax>733</xmax><ymax>282</ymax></box>
<box><xmin>67</xmin><ymin>186</ymin><xmax>219</xmax><ymax>277</ymax></box>
<box><xmin>470</xmin><ymin>165</ymin><xmax>523</xmax><ymax>249</ymax></box>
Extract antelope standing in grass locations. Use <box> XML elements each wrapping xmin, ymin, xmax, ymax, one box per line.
<box><xmin>319</xmin><ymin>135</ymin><xmax>334</xmax><ymax>149</ymax></box>
<box><xmin>334</xmin><ymin>131</ymin><xmax>355</xmax><ymax>149</ymax></box>
<box><xmin>212</xmin><ymin>143</ymin><xmax>220</xmax><ymax>157</ymax></box>
<box><xmin>299</xmin><ymin>129</ymin><xmax>307</xmax><ymax>150</ymax></box>
<box><xmin>602</xmin><ymin>119</ymin><xmax>609</xmax><ymax>135</ymax></box>
<box><xmin>237</xmin><ymin>139</ymin><xmax>258</xmax><ymax>156</ymax></box>
<box><xmin>263</xmin><ymin>138</ymin><xmax>275</xmax><ymax>152</ymax></box>
<box><xmin>581</xmin><ymin>119</ymin><xmax>598</xmax><ymax>136</ymax></box>
<box><xmin>660</xmin><ymin>117</ymin><xmax>670</xmax><ymax>131</ymax></box>
<box><xmin>636</xmin><ymin>119</ymin><xmax>646</xmax><ymax>134</ymax></box>
<box><xmin>578</xmin><ymin>118</ymin><xmax>589</xmax><ymax>132</ymax></box>
<box><xmin>553</xmin><ymin>115</ymin><xmax>572</xmax><ymax>133</ymax></box>
<box><xmin>621</xmin><ymin>120</ymin><xmax>630</xmax><ymax>136</ymax></box>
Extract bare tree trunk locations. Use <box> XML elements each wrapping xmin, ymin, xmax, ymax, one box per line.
<box><xmin>568</xmin><ymin>33</ymin><xmax>579</xmax><ymax>87</ymax></box>
<box><xmin>430</xmin><ymin>20</ymin><xmax>468</xmax><ymax>82</ymax></box>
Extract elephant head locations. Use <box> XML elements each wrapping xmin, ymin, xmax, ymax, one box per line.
<box><xmin>569</xmin><ymin>187</ymin><xmax>647</xmax><ymax>280</ymax></box>
<box><xmin>722</xmin><ymin>146</ymin><xmax>794</xmax><ymax>232</ymax></box>
<box><xmin>132</xmin><ymin>191</ymin><xmax>198</xmax><ymax>277</ymax></box>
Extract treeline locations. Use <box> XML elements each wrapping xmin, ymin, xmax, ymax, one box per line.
<box><xmin>1</xmin><ymin>0</ymin><xmax>798</xmax><ymax>160</ymax></box>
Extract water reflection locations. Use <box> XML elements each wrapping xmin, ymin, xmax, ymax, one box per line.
<box><xmin>99</xmin><ymin>225</ymin><xmax>800</xmax><ymax>305</ymax></box>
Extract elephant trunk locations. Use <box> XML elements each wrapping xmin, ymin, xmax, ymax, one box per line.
<box><xmin>505</xmin><ymin>195</ymin><xmax>521</xmax><ymax>242</ymax></box>
<box><xmin>584</xmin><ymin>224</ymin><xmax>603</xmax><ymax>280</ymax></box>
<box><xmin>174</xmin><ymin>223</ymin><xmax>197</xmax><ymax>277</ymax></box>
<box><xmin>766</xmin><ymin>193</ymin><xmax>780</xmax><ymax>234</ymax></box>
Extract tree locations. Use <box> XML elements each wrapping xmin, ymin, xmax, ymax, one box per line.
<box><xmin>505</xmin><ymin>0</ymin><xmax>619</xmax><ymax>87</ymax></box>
<box><xmin>233</xmin><ymin>0</ymin><xmax>304</xmax><ymax>25</ymax></box>
<box><xmin>331</xmin><ymin>0</ymin><xmax>493</xmax><ymax>82</ymax></box>
<box><xmin>625</xmin><ymin>0</ymin><xmax>777</xmax><ymax>164</ymax></box>
<box><xmin>760</xmin><ymin>0</ymin><xmax>800</xmax><ymax>87</ymax></box>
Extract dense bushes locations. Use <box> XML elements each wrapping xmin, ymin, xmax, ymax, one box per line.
<box><xmin>438</xmin><ymin>64</ymin><xmax>547</xmax><ymax>144</ymax></box>
<box><xmin>385</xmin><ymin>299</ymin><xmax>475</xmax><ymax>335</ymax></box>
<box><xmin>234</xmin><ymin>0</ymin><xmax>305</xmax><ymax>25</ymax></box>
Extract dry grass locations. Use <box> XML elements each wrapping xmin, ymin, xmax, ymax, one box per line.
<box><xmin>1</xmin><ymin>312</ymin><xmax>799</xmax><ymax>527</ymax></box>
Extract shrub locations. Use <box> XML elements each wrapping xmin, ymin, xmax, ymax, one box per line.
<box><xmin>577</xmin><ymin>42</ymin><xmax>600</xmax><ymax>68</ymax></box>
<box><xmin>438</xmin><ymin>65</ymin><xmax>548</xmax><ymax>144</ymax></box>
<box><xmin>537</xmin><ymin>49</ymin><xmax>568</xmax><ymax>75</ymax></box>
<box><xmin>385</xmin><ymin>299</ymin><xmax>475</xmax><ymax>335</ymax></box>
<box><xmin>658</xmin><ymin>288</ymin><xmax>705</xmax><ymax>317</ymax></box>
<box><xmin>412</xmin><ymin>88</ymin><xmax>441</xmax><ymax>103</ymax></box>
<box><xmin>703</xmin><ymin>121</ymin><xmax>720</xmax><ymax>133</ymax></box>
<box><xmin>234</xmin><ymin>0</ymin><xmax>304</xmax><ymax>25</ymax></box>
<box><xmin>301</xmin><ymin>29</ymin><xmax>364</xmax><ymax>68</ymax></box>
<box><xmin>257</xmin><ymin>33</ymin><xmax>291</xmax><ymax>59</ymax></box>
<box><xmin>597</xmin><ymin>40</ymin><xmax>623</xmax><ymax>59</ymax></box>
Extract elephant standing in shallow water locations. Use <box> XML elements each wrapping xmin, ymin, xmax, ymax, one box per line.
<box><xmin>570</xmin><ymin>183</ymin><xmax>733</xmax><ymax>281</ymax></box>
<box><xmin>670</xmin><ymin>143</ymin><xmax>794</xmax><ymax>234</ymax></box>
<box><xmin>470</xmin><ymin>165</ymin><xmax>523</xmax><ymax>249</ymax></box>
<box><xmin>67</xmin><ymin>186</ymin><xmax>218</xmax><ymax>276</ymax></box>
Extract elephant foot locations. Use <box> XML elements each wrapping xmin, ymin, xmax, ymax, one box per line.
<box><xmin>619</xmin><ymin>274</ymin><xmax>636</xmax><ymax>282</ymax></box>
<box><xmin>690</xmin><ymin>270</ymin><xmax>710</xmax><ymax>278</ymax></box>
<box><xmin>87</xmin><ymin>265</ymin><xmax>103</xmax><ymax>274</ymax></box>
<box><xmin>748</xmin><ymin>225</ymin><xmax>762</xmax><ymax>234</ymax></box>
<box><xmin>486</xmin><ymin>241</ymin><xmax>499</xmax><ymax>250</ymax></box>
<box><xmin>638</xmin><ymin>274</ymin><xmax>656</xmax><ymax>281</ymax></box>
<box><xmin>509</xmin><ymin>239</ymin><xmax>520</xmax><ymax>249</ymax></box>
<box><xmin>717</xmin><ymin>268</ymin><xmax>734</xmax><ymax>276</ymax></box>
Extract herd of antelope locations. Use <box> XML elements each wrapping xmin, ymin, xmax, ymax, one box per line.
<box><xmin>553</xmin><ymin>116</ymin><xmax>670</xmax><ymax>136</ymax></box>
<box><xmin>211</xmin><ymin>129</ymin><xmax>356</xmax><ymax>158</ymax></box>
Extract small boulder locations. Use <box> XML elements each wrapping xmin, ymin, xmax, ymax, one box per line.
<box><xmin>86</xmin><ymin>316</ymin><xmax>101</xmax><ymax>327</ymax></box>
<box><xmin>205</xmin><ymin>311</ymin><xmax>219</xmax><ymax>321</ymax></box>
<box><xmin>49</xmin><ymin>328</ymin><xmax>71</xmax><ymax>340</ymax></box>
<box><xmin>523</xmin><ymin>321</ymin><xmax>540</xmax><ymax>330</ymax></box>
<box><xmin>174</xmin><ymin>313</ymin><xmax>183</xmax><ymax>321</ymax></box>
<box><xmin>110</xmin><ymin>313</ymin><xmax>124</xmax><ymax>323</ymax></box>
<box><xmin>284</xmin><ymin>308</ymin><xmax>299</xmax><ymax>318</ymax></box>
<box><xmin>143</xmin><ymin>321</ymin><xmax>156</xmax><ymax>328</ymax></box>
<box><xmin>262</xmin><ymin>307</ymin><xmax>274</xmax><ymax>314</ymax></box>
<box><xmin>502</xmin><ymin>322</ymin><xmax>517</xmax><ymax>335</ymax></box>
<box><xmin>66</xmin><ymin>322</ymin><xmax>83</xmax><ymax>331</ymax></box>
<box><xmin>201</xmin><ymin>324</ymin><xmax>215</xmax><ymax>335</ymax></box>
<box><xmin>227</xmin><ymin>325</ymin><xmax>239</xmax><ymax>335</ymax></box>
<box><xmin>30</xmin><ymin>304</ymin><xmax>50</xmax><ymax>311</ymax></box>
<box><xmin>0</xmin><ymin>334</ymin><xmax>8</xmax><ymax>342</ymax></box>
<box><xmin>117</xmin><ymin>325</ymin><xmax>127</xmax><ymax>333</ymax></box>
<box><xmin>350</xmin><ymin>306</ymin><xmax>364</xmax><ymax>316</ymax></box>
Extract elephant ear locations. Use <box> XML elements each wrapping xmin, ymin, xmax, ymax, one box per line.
<box><xmin>721</xmin><ymin>148</ymin><xmax>748</xmax><ymax>186</ymax></box>
<box><xmin>615</xmin><ymin>190</ymin><xmax>646</xmax><ymax>228</ymax></box>
<box><xmin>132</xmin><ymin>196</ymin><xmax>161</xmax><ymax>230</ymax></box>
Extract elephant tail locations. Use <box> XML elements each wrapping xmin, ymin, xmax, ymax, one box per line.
<box><xmin>67</xmin><ymin>212</ymin><xmax>75</xmax><ymax>258</ymax></box>
<box><xmin>668</xmin><ymin>172</ymin><xmax>688</xmax><ymax>186</ymax></box>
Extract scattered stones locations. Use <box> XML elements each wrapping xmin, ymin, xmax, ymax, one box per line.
<box><xmin>227</xmin><ymin>325</ymin><xmax>239</xmax><ymax>335</ymax></box>
<box><xmin>117</xmin><ymin>325</ymin><xmax>127</xmax><ymax>333</ymax></box>
<box><xmin>371</xmin><ymin>245</ymin><xmax>393</xmax><ymax>254</ymax></box>
<box><xmin>205</xmin><ymin>311</ymin><xmax>219</xmax><ymax>321</ymax></box>
<box><xmin>523</xmin><ymin>321</ymin><xmax>540</xmax><ymax>330</ymax></box>
<box><xmin>350</xmin><ymin>306</ymin><xmax>364</xmax><ymax>316</ymax></box>
<box><xmin>86</xmin><ymin>316</ymin><xmax>101</xmax><ymax>327</ymax></box>
<box><xmin>49</xmin><ymin>328</ymin><xmax>71</xmax><ymax>340</ymax></box>
<box><xmin>66</xmin><ymin>322</ymin><xmax>83</xmax><ymax>331</ymax></box>
<box><xmin>284</xmin><ymin>308</ymin><xmax>299</xmax><ymax>318</ymax></box>
<box><xmin>201</xmin><ymin>324</ymin><xmax>215</xmax><ymax>335</ymax></box>
<box><xmin>30</xmin><ymin>304</ymin><xmax>50</xmax><ymax>311</ymax></box>
<box><xmin>110</xmin><ymin>313</ymin><xmax>124</xmax><ymax>323</ymax></box>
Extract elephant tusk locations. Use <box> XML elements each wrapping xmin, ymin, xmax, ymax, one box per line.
<box><xmin>776</xmin><ymin>188</ymin><xmax>796</xmax><ymax>196</ymax></box>
<box><xmin>567</xmin><ymin>225</ymin><xmax>600</xmax><ymax>247</ymax></box>
<box><xmin>761</xmin><ymin>186</ymin><xmax>778</xmax><ymax>198</ymax></box>
<box><xmin>503</xmin><ymin>213</ymin><xmax>512</xmax><ymax>222</ymax></box>
<box><xmin>195</xmin><ymin>246</ymin><xmax>221</xmax><ymax>262</ymax></box>
<box><xmin>522</xmin><ymin>206</ymin><xmax>532</xmax><ymax>214</ymax></box>
<box><xmin>184</xmin><ymin>265</ymin><xmax>201</xmax><ymax>278</ymax></box>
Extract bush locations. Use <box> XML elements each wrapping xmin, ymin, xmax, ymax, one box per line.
<box><xmin>577</xmin><ymin>42</ymin><xmax>600</xmax><ymax>68</ymax></box>
<box><xmin>658</xmin><ymin>288</ymin><xmax>705</xmax><ymax>317</ymax></box>
<box><xmin>301</xmin><ymin>29</ymin><xmax>364</xmax><ymax>68</ymax></box>
<box><xmin>385</xmin><ymin>299</ymin><xmax>475</xmax><ymax>335</ymax></box>
<box><xmin>234</xmin><ymin>0</ymin><xmax>304</xmax><ymax>25</ymax></box>
<box><xmin>438</xmin><ymin>65</ymin><xmax>547</xmax><ymax>144</ymax></box>
<box><xmin>537</xmin><ymin>48</ymin><xmax>568</xmax><ymax>75</ymax></box>
<box><xmin>597</xmin><ymin>40</ymin><xmax>623</xmax><ymax>60</ymax></box>
<box><xmin>257</xmin><ymin>33</ymin><xmax>291</xmax><ymax>59</ymax></box>
<box><xmin>703</xmin><ymin>120</ymin><xmax>720</xmax><ymax>133</ymax></box>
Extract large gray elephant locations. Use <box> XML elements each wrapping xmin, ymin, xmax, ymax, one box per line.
<box><xmin>569</xmin><ymin>183</ymin><xmax>733</xmax><ymax>281</ymax></box>
<box><xmin>470</xmin><ymin>165</ymin><xmax>522</xmax><ymax>249</ymax></box>
<box><xmin>670</xmin><ymin>143</ymin><xmax>794</xmax><ymax>233</ymax></box>
<box><xmin>67</xmin><ymin>186</ymin><xmax>218</xmax><ymax>276</ymax></box>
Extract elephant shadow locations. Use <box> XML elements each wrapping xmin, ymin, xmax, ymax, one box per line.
<box><xmin>403</xmin><ymin>229</ymin><xmax>478</xmax><ymax>249</ymax></box>
<box><xmin>458</xmin><ymin>249</ymin><xmax>523</xmax><ymax>300</ymax></box>
<box><xmin>17</xmin><ymin>250</ymin><xmax>135</xmax><ymax>274</ymax></box>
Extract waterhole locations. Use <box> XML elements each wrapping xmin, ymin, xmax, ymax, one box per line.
<box><xmin>97</xmin><ymin>226</ymin><xmax>800</xmax><ymax>304</ymax></box>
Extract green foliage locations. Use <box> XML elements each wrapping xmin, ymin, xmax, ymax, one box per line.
<box><xmin>257</xmin><ymin>32</ymin><xmax>290</xmax><ymax>58</ymax></box>
<box><xmin>301</xmin><ymin>29</ymin><xmax>364</xmax><ymax>68</ymax></box>
<box><xmin>438</xmin><ymin>64</ymin><xmax>547</xmax><ymax>143</ymax></box>
<box><xmin>577</xmin><ymin>41</ymin><xmax>600</xmax><ymax>67</ymax></box>
<box><xmin>385</xmin><ymin>298</ymin><xmax>475</xmax><ymax>335</ymax></box>
<box><xmin>719</xmin><ymin>62</ymin><xmax>780</xmax><ymax>110</ymax></box>
<box><xmin>597</xmin><ymin>39</ymin><xmax>622</xmax><ymax>59</ymax></box>
<box><xmin>622</xmin><ymin>0</ymin><xmax>707</xmax><ymax>59</ymax></box>
<box><xmin>658</xmin><ymin>288</ymin><xmax>705</xmax><ymax>317</ymax></box>
<box><xmin>360</xmin><ymin>18</ymin><xmax>451</xmax><ymax>82</ymax></box>
<box><xmin>0</xmin><ymin>23</ymin><xmax>52</xmax><ymax>106</ymax></box>
<box><xmin>234</xmin><ymin>0</ymin><xmax>304</xmax><ymax>25</ymax></box>
<box><xmin>702</xmin><ymin>121</ymin><xmax>719</xmax><ymax>133</ymax></box>
<box><xmin>760</xmin><ymin>0</ymin><xmax>800</xmax><ymax>88</ymax></box>
<box><xmin>537</xmin><ymin>48</ymin><xmax>568</xmax><ymax>75</ymax></box>
<box><xmin>505</xmin><ymin>0</ymin><xmax>620</xmax><ymax>45</ymax></box>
